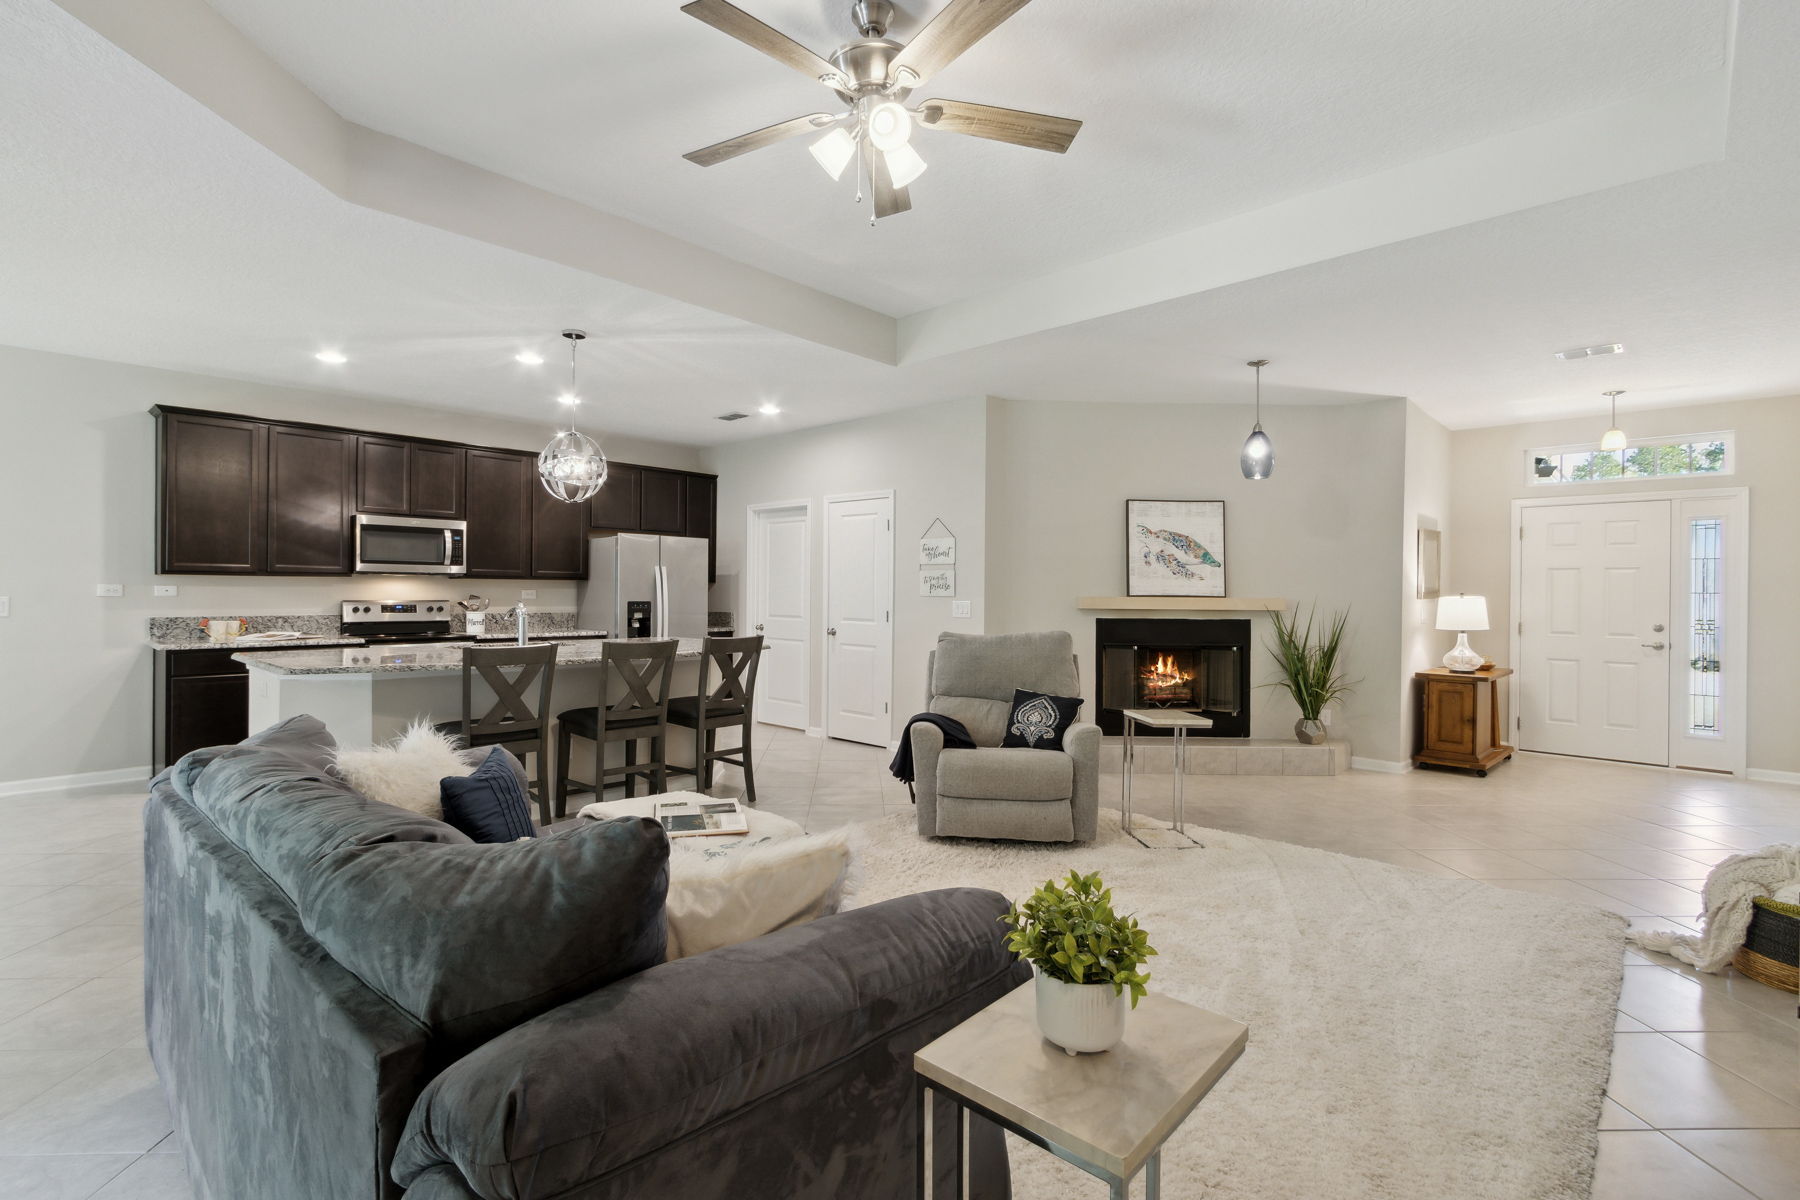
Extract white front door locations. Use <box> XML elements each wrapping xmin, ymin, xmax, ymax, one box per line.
<box><xmin>747</xmin><ymin>503</ymin><xmax>810</xmax><ymax>730</ymax></box>
<box><xmin>1518</xmin><ymin>500</ymin><xmax>1672</xmax><ymax>765</ymax></box>
<box><xmin>824</xmin><ymin>492</ymin><xmax>893</xmax><ymax>746</ymax></box>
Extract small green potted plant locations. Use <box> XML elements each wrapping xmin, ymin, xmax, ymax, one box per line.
<box><xmin>1001</xmin><ymin>871</ymin><xmax>1156</xmax><ymax>1055</ymax></box>
<box><xmin>1266</xmin><ymin>605</ymin><xmax>1355</xmax><ymax>744</ymax></box>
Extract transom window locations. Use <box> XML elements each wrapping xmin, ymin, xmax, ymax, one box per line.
<box><xmin>1526</xmin><ymin>433</ymin><xmax>1733</xmax><ymax>486</ymax></box>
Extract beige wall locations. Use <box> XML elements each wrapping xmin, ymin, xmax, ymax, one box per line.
<box><xmin>701</xmin><ymin>398</ymin><xmax>988</xmax><ymax>739</ymax></box>
<box><xmin>1400</xmin><ymin>403</ymin><xmax>1456</xmax><ymax>753</ymax></box>
<box><xmin>1449</xmin><ymin>393</ymin><xmax>1800</xmax><ymax>776</ymax></box>
<box><xmin>985</xmin><ymin>396</ymin><xmax>1412</xmax><ymax>765</ymax></box>
<box><xmin>0</xmin><ymin>343</ymin><xmax>699</xmax><ymax>787</ymax></box>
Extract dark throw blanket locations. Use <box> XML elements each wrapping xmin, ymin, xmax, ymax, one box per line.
<box><xmin>889</xmin><ymin>713</ymin><xmax>975</xmax><ymax>797</ymax></box>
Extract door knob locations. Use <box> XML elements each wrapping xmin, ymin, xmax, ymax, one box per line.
<box><xmin>1641</xmin><ymin>641</ymin><xmax>1667</xmax><ymax>651</ymax></box>
<box><xmin>1652</xmin><ymin>623</ymin><xmax>1665</xmax><ymax>633</ymax></box>
<box><xmin>754</xmin><ymin>623</ymin><xmax>765</xmax><ymax>631</ymax></box>
<box><xmin>827</xmin><ymin>627</ymin><xmax>838</xmax><ymax>636</ymax></box>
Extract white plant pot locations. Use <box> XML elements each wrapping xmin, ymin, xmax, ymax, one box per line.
<box><xmin>1034</xmin><ymin>970</ymin><xmax>1128</xmax><ymax>1055</ymax></box>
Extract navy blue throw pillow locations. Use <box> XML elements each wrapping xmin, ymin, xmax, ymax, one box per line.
<box><xmin>440</xmin><ymin>747</ymin><xmax>536</xmax><ymax>843</ymax></box>
<box><xmin>1000</xmin><ymin>689</ymin><xmax>1083</xmax><ymax>751</ymax></box>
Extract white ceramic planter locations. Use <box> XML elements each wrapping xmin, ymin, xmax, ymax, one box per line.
<box><xmin>1034</xmin><ymin>970</ymin><xmax>1127</xmax><ymax>1055</ymax></box>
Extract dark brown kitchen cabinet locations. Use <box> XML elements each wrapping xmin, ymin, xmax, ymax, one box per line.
<box><xmin>638</xmin><ymin>467</ymin><xmax>687</xmax><ymax>534</ymax></box>
<box><xmin>464</xmin><ymin>449</ymin><xmax>533</xmax><ymax>577</ymax></box>
<box><xmin>586</xmin><ymin>462</ymin><xmax>641</xmax><ymax>530</ymax></box>
<box><xmin>684</xmin><ymin>473</ymin><xmax>717</xmax><ymax>581</ymax></box>
<box><xmin>157</xmin><ymin>412</ymin><xmax>267</xmax><ymax>574</ymax></box>
<box><xmin>357</xmin><ymin>437</ymin><xmax>465</xmax><ymax>518</ymax></box>
<box><xmin>531</xmin><ymin>484</ymin><xmax>589</xmax><ymax>579</ymax></box>
<box><xmin>266</xmin><ymin>425</ymin><xmax>356</xmax><ymax>574</ymax></box>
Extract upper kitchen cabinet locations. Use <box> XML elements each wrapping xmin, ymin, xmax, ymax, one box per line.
<box><xmin>586</xmin><ymin>462</ymin><xmax>641</xmax><ymax>531</ymax></box>
<box><xmin>463</xmin><ymin>449</ymin><xmax>533</xmax><ymax>578</ymax></box>
<box><xmin>638</xmin><ymin>467</ymin><xmax>687</xmax><ymax>535</ymax></box>
<box><xmin>356</xmin><ymin>437</ymin><xmax>464</xmax><ymax>518</ymax></box>
<box><xmin>531</xmin><ymin>482</ymin><xmax>589</xmax><ymax>579</ymax></box>
<box><xmin>266</xmin><ymin>425</ymin><xmax>356</xmax><ymax>574</ymax></box>
<box><xmin>156</xmin><ymin>410</ymin><xmax>268</xmax><ymax>574</ymax></box>
<box><xmin>684</xmin><ymin>473</ymin><xmax>717</xmax><ymax>582</ymax></box>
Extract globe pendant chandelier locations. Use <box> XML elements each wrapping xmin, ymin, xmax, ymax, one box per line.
<box><xmin>538</xmin><ymin>328</ymin><xmax>608</xmax><ymax>504</ymax></box>
<box><xmin>1240</xmin><ymin>358</ymin><xmax>1274</xmax><ymax>480</ymax></box>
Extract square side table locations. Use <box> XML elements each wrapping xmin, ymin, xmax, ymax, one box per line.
<box><xmin>914</xmin><ymin>986</ymin><xmax>1247</xmax><ymax>1199</ymax></box>
<box><xmin>1120</xmin><ymin>709</ymin><xmax>1214</xmax><ymax>834</ymax></box>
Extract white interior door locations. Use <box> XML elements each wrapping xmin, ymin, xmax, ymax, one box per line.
<box><xmin>1518</xmin><ymin>500</ymin><xmax>1672</xmax><ymax>765</ymax></box>
<box><xmin>747</xmin><ymin>503</ymin><xmax>810</xmax><ymax>730</ymax></box>
<box><xmin>824</xmin><ymin>492</ymin><xmax>893</xmax><ymax>746</ymax></box>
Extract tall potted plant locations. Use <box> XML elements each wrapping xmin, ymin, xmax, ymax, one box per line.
<box><xmin>1266</xmin><ymin>605</ymin><xmax>1354</xmax><ymax>745</ymax></box>
<box><xmin>1001</xmin><ymin>871</ymin><xmax>1156</xmax><ymax>1055</ymax></box>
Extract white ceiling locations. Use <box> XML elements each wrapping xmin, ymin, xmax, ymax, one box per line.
<box><xmin>3</xmin><ymin>0</ymin><xmax>1797</xmax><ymax>444</ymax></box>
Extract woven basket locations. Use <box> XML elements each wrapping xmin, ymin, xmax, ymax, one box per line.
<box><xmin>1732</xmin><ymin>896</ymin><xmax>1800</xmax><ymax>994</ymax></box>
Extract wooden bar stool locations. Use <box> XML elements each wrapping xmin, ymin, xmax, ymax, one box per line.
<box><xmin>553</xmin><ymin>639</ymin><xmax>678</xmax><ymax>818</ymax></box>
<box><xmin>665</xmin><ymin>636</ymin><xmax>763</xmax><ymax>804</ymax></box>
<box><xmin>433</xmin><ymin>643</ymin><xmax>559</xmax><ymax>826</ymax></box>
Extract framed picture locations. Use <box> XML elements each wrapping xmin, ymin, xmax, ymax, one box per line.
<box><xmin>920</xmin><ymin>568</ymin><xmax>956</xmax><ymax>598</ymax></box>
<box><xmin>1127</xmin><ymin>500</ymin><xmax>1225</xmax><ymax>597</ymax></box>
<box><xmin>919</xmin><ymin>536</ymin><xmax>957</xmax><ymax>565</ymax></box>
<box><xmin>1416</xmin><ymin>528</ymin><xmax>1442</xmax><ymax>600</ymax></box>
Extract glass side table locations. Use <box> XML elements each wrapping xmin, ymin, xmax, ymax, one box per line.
<box><xmin>914</xmin><ymin>986</ymin><xmax>1248</xmax><ymax>1199</ymax></box>
<box><xmin>1120</xmin><ymin>708</ymin><xmax>1214</xmax><ymax>834</ymax></box>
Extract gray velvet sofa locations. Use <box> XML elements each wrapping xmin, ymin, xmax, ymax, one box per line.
<box><xmin>912</xmin><ymin>631</ymin><xmax>1101</xmax><ymax>842</ymax></box>
<box><xmin>145</xmin><ymin>718</ymin><xmax>1027</xmax><ymax>1199</ymax></box>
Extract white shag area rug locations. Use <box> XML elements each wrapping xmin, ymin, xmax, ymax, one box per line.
<box><xmin>848</xmin><ymin>810</ymin><xmax>1626</xmax><ymax>1200</ymax></box>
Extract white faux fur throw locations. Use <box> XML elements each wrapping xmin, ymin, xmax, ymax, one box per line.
<box><xmin>1627</xmin><ymin>842</ymin><xmax>1800</xmax><ymax>972</ymax></box>
<box><xmin>332</xmin><ymin>721</ymin><xmax>475</xmax><ymax>821</ymax></box>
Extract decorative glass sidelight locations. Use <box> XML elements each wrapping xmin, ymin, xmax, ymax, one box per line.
<box><xmin>1688</xmin><ymin>518</ymin><xmax>1722</xmax><ymax>736</ymax></box>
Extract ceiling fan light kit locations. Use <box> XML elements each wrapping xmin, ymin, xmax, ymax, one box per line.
<box><xmin>680</xmin><ymin>0</ymin><xmax>1082</xmax><ymax>220</ymax></box>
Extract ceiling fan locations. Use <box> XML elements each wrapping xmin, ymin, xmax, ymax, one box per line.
<box><xmin>680</xmin><ymin>0</ymin><xmax>1082</xmax><ymax>220</ymax></box>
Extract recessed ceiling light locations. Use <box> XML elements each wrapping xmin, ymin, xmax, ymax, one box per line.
<box><xmin>314</xmin><ymin>349</ymin><xmax>347</xmax><ymax>364</ymax></box>
<box><xmin>1554</xmin><ymin>343</ymin><xmax>1624</xmax><ymax>361</ymax></box>
<box><xmin>758</xmin><ymin>402</ymin><xmax>782</xmax><ymax>415</ymax></box>
<box><xmin>557</xmin><ymin>392</ymin><xmax>580</xmax><ymax>406</ymax></box>
<box><xmin>515</xmin><ymin>351</ymin><xmax>544</xmax><ymax>365</ymax></box>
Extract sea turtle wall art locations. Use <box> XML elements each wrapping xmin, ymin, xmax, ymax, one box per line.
<box><xmin>1126</xmin><ymin>500</ymin><xmax>1227</xmax><ymax>597</ymax></box>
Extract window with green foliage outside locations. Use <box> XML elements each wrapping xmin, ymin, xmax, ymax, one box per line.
<box><xmin>1528</xmin><ymin>436</ymin><xmax>1731</xmax><ymax>485</ymax></box>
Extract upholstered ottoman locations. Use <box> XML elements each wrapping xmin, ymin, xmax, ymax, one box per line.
<box><xmin>578</xmin><ymin>793</ymin><xmax>853</xmax><ymax>958</ymax></box>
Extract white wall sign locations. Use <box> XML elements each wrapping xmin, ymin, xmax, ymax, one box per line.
<box><xmin>920</xmin><ymin>568</ymin><xmax>956</xmax><ymax>597</ymax></box>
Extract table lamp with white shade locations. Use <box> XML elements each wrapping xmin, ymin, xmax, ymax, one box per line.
<box><xmin>1435</xmin><ymin>593</ymin><xmax>1489</xmax><ymax>673</ymax></box>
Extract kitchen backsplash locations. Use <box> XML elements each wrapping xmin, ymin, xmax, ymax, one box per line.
<box><xmin>148</xmin><ymin>608</ymin><xmax>580</xmax><ymax>642</ymax></box>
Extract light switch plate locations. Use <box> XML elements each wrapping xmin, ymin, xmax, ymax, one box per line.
<box><xmin>0</xmin><ymin>596</ymin><xmax>9</xmax><ymax>618</ymax></box>
<box><xmin>520</xmin><ymin>590</ymin><xmax>537</xmax><ymax>600</ymax></box>
<box><xmin>952</xmin><ymin>600</ymin><xmax>972</xmax><ymax>619</ymax></box>
<box><xmin>95</xmin><ymin>583</ymin><xmax>123</xmax><ymax>597</ymax></box>
<box><xmin>153</xmin><ymin>584</ymin><xmax>178</xmax><ymax>597</ymax></box>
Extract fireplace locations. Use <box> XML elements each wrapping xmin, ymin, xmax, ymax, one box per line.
<box><xmin>1095</xmin><ymin>618</ymin><xmax>1251</xmax><ymax>737</ymax></box>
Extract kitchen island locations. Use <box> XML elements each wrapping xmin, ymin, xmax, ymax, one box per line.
<box><xmin>235</xmin><ymin>637</ymin><xmax>711</xmax><ymax>774</ymax></box>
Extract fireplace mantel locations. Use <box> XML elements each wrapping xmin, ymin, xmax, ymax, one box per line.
<box><xmin>1078</xmin><ymin>596</ymin><xmax>1287</xmax><ymax>612</ymax></box>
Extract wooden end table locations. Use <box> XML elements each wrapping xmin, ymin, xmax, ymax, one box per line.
<box><xmin>1120</xmin><ymin>709</ymin><xmax>1214</xmax><ymax>834</ymax></box>
<box><xmin>913</xmin><ymin>986</ymin><xmax>1247</xmax><ymax>1199</ymax></box>
<box><xmin>1413</xmin><ymin>667</ymin><xmax>1514</xmax><ymax>775</ymax></box>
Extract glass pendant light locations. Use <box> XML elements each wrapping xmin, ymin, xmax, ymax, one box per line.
<box><xmin>1600</xmin><ymin>389</ymin><xmax>1628</xmax><ymax>452</ymax></box>
<box><xmin>1240</xmin><ymin>358</ymin><xmax>1274</xmax><ymax>480</ymax></box>
<box><xmin>537</xmin><ymin>329</ymin><xmax>608</xmax><ymax>504</ymax></box>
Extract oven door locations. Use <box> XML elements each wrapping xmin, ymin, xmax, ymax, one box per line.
<box><xmin>354</xmin><ymin>515</ymin><xmax>467</xmax><ymax>575</ymax></box>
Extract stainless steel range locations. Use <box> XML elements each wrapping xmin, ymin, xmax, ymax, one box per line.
<box><xmin>339</xmin><ymin>600</ymin><xmax>470</xmax><ymax>645</ymax></box>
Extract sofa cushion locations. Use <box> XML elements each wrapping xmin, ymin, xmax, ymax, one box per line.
<box><xmin>439</xmin><ymin>747</ymin><xmax>536</xmax><ymax>844</ymax></box>
<box><xmin>929</xmin><ymin>695</ymin><xmax>1011</xmax><ymax>747</ymax></box>
<box><xmin>938</xmin><ymin>746</ymin><xmax>1073</xmax><ymax>801</ymax></box>
<box><xmin>932</xmin><ymin>630</ymin><xmax>1080</xmax><ymax>702</ymax></box>
<box><xmin>240</xmin><ymin>713</ymin><xmax>343</xmax><ymax>778</ymax></box>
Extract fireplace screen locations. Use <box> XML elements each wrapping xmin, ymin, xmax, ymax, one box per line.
<box><xmin>1101</xmin><ymin>645</ymin><xmax>1242</xmax><ymax>715</ymax></box>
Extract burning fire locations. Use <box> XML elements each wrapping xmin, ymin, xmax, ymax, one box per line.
<box><xmin>1141</xmin><ymin>653</ymin><xmax>1193</xmax><ymax>692</ymax></box>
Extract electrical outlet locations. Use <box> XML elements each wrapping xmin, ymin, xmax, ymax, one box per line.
<box><xmin>952</xmin><ymin>600</ymin><xmax>972</xmax><ymax>619</ymax></box>
<box><xmin>520</xmin><ymin>590</ymin><xmax>537</xmax><ymax>600</ymax></box>
<box><xmin>95</xmin><ymin>583</ymin><xmax>122</xmax><ymax>598</ymax></box>
<box><xmin>153</xmin><ymin>584</ymin><xmax>178</xmax><ymax>597</ymax></box>
<box><xmin>0</xmin><ymin>597</ymin><xmax>9</xmax><ymax>618</ymax></box>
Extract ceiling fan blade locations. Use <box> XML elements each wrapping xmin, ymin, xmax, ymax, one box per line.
<box><xmin>914</xmin><ymin>99</ymin><xmax>1081</xmax><ymax>153</ymax></box>
<box><xmin>887</xmin><ymin>0</ymin><xmax>1033</xmax><ymax>87</ymax></box>
<box><xmin>871</xmin><ymin>151</ymin><xmax>912</xmax><ymax>219</ymax></box>
<box><xmin>680</xmin><ymin>0</ymin><xmax>844</xmax><ymax>87</ymax></box>
<box><xmin>683</xmin><ymin>113</ymin><xmax>836</xmax><ymax>167</ymax></box>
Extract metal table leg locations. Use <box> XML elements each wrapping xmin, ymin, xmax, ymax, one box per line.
<box><xmin>1122</xmin><ymin>719</ymin><xmax>1134</xmax><ymax>831</ymax></box>
<box><xmin>1146</xmin><ymin>1148</ymin><xmax>1162</xmax><ymax>1199</ymax></box>
<box><xmin>1171</xmin><ymin>727</ymin><xmax>1185</xmax><ymax>833</ymax></box>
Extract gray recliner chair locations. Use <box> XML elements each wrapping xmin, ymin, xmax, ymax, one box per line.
<box><xmin>911</xmin><ymin>631</ymin><xmax>1101</xmax><ymax>842</ymax></box>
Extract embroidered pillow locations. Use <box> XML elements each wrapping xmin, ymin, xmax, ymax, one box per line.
<box><xmin>440</xmin><ymin>747</ymin><xmax>537</xmax><ymax>844</ymax></box>
<box><xmin>1000</xmin><ymin>689</ymin><xmax>1083</xmax><ymax>751</ymax></box>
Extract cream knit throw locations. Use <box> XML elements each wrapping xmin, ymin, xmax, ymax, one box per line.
<box><xmin>1627</xmin><ymin>843</ymin><xmax>1800</xmax><ymax>972</ymax></box>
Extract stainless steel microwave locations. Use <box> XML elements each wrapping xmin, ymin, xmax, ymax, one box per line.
<box><xmin>353</xmin><ymin>514</ymin><xmax>467</xmax><ymax>575</ymax></box>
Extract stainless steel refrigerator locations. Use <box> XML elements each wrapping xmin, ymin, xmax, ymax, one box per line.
<box><xmin>579</xmin><ymin>533</ymin><xmax>709</xmax><ymax>640</ymax></box>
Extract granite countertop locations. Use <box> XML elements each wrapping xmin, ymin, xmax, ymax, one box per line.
<box><xmin>151</xmin><ymin>636</ymin><xmax>367</xmax><ymax>652</ymax></box>
<box><xmin>234</xmin><ymin>636</ymin><xmax>706</xmax><ymax>676</ymax></box>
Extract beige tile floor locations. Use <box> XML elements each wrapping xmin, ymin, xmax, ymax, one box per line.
<box><xmin>0</xmin><ymin>730</ymin><xmax>1794</xmax><ymax>1198</ymax></box>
